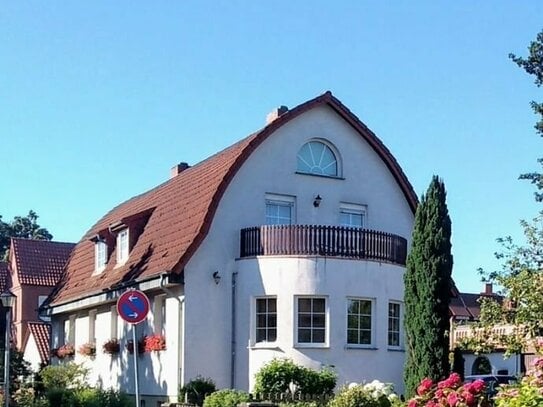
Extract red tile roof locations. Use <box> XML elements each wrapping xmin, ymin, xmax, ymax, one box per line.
<box><xmin>49</xmin><ymin>92</ymin><xmax>418</xmax><ymax>307</ymax></box>
<box><xmin>26</xmin><ymin>322</ymin><xmax>51</xmax><ymax>365</ymax></box>
<box><xmin>449</xmin><ymin>292</ymin><xmax>502</xmax><ymax>320</ymax></box>
<box><xmin>0</xmin><ymin>262</ymin><xmax>9</xmax><ymax>293</ymax></box>
<box><xmin>11</xmin><ymin>238</ymin><xmax>75</xmax><ymax>286</ymax></box>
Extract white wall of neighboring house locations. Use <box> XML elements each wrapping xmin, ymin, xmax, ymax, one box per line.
<box><xmin>51</xmin><ymin>289</ymin><xmax>182</xmax><ymax>402</ymax></box>
<box><xmin>463</xmin><ymin>353</ymin><xmax>523</xmax><ymax>377</ymax></box>
<box><xmin>24</xmin><ymin>334</ymin><xmax>43</xmax><ymax>373</ymax></box>
<box><xmin>182</xmin><ymin>105</ymin><xmax>414</xmax><ymax>393</ymax></box>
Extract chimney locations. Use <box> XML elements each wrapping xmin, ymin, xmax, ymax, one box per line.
<box><xmin>170</xmin><ymin>162</ymin><xmax>190</xmax><ymax>178</ymax></box>
<box><xmin>482</xmin><ymin>283</ymin><xmax>493</xmax><ymax>296</ymax></box>
<box><xmin>266</xmin><ymin>105</ymin><xmax>289</xmax><ymax>124</ymax></box>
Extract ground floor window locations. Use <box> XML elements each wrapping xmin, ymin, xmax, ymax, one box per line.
<box><xmin>297</xmin><ymin>297</ymin><xmax>326</xmax><ymax>345</ymax></box>
<box><xmin>256</xmin><ymin>297</ymin><xmax>277</xmax><ymax>343</ymax></box>
<box><xmin>347</xmin><ymin>298</ymin><xmax>373</xmax><ymax>345</ymax></box>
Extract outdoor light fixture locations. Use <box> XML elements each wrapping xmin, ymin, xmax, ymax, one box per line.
<box><xmin>0</xmin><ymin>290</ymin><xmax>16</xmax><ymax>407</ymax></box>
<box><xmin>313</xmin><ymin>194</ymin><xmax>322</xmax><ymax>207</ymax></box>
<box><xmin>212</xmin><ymin>271</ymin><xmax>221</xmax><ymax>285</ymax></box>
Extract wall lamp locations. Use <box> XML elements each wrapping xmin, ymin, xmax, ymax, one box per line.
<box><xmin>212</xmin><ymin>271</ymin><xmax>221</xmax><ymax>285</ymax></box>
<box><xmin>313</xmin><ymin>194</ymin><xmax>322</xmax><ymax>208</ymax></box>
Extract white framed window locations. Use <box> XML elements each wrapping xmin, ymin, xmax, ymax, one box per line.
<box><xmin>265</xmin><ymin>194</ymin><xmax>295</xmax><ymax>225</ymax></box>
<box><xmin>347</xmin><ymin>298</ymin><xmax>374</xmax><ymax>346</ymax></box>
<box><xmin>296</xmin><ymin>297</ymin><xmax>327</xmax><ymax>346</ymax></box>
<box><xmin>94</xmin><ymin>240</ymin><xmax>108</xmax><ymax>273</ymax></box>
<box><xmin>340</xmin><ymin>203</ymin><xmax>366</xmax><ymax>228</ymax></box>
<box><xmin>116</xmin><ymin>228</ymin><xmax>129</xmax><ymax>264</ymax></box>
<box><xmin>388</xmin><ymin>302</ymin><xmax>402</xmax><ymax>348</ymax></box>
<box><xmin>255</xmin><ymin>297</ymin><xmax>277</xmax><ymax>343</ymax></box>
<box><xmin>297</xmin><ymin>140</ymin><xmax>339</xmax><ymax>177</ymax></box>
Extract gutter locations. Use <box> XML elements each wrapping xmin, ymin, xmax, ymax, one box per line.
<box><xmin>231</xmin><ymin>270</ymin><xmax>238</xmax><ymax>388</ymax></box>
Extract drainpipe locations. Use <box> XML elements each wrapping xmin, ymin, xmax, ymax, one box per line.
<box><xmin>160</xmin><ymin>273</ymin><xmax>185</xmax><ymax>390</ymax></box>
<box><xmin>231</xmin><ymin>270</ymin><xmax>238</xmax><ymax>389</ymax></box>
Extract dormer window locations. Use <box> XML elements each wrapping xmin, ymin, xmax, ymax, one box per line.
<box><xmin>116</xmin><ymin>228</ymin><xmax>129</xmax><ymax>264</ymax></box>
<box><xmin>297</xmin><ymin>140</ymin><xmax>339</xmax><ymax>177</ymax></box>
<box><xmin>94</xmin><ymin>240</ymin><xmax>108</xmax><ymax>273</ymax></box>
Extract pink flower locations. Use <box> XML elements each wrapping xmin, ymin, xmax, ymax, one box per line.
<box><xmin>467</xmin><ymin>379</ymin><xmax>485</xmax><ymax>394</ymax></box>
<box><xmin>462</xmin><ymin>391</ymin><xmax>475</xmax><ymax>406</ymax></box>
<box><xmin>408</xmin><ymin>400</ymin><xmax>418</xmax><ymax>407</ymax></box>
<box><xmin>417</xmin><ymin>378</ymin><xmax>434</xmax><ymax>396</ymax></box>
<box><xmin>447</xmin><ymin>392</ymin><xmax>459</xmax><ymax>407</ymax></box>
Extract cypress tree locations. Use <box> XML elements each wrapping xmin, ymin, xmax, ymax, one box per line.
<box><xmin>403</xmin><ymin>176</ymin><xmax>453</xmax><ymax>397</ymax></box>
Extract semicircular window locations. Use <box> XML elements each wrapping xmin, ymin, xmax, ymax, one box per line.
<box><xmin>297</xmin><ymin>141</ymin><xmax>338</xmax><ymax>177</ymax></box>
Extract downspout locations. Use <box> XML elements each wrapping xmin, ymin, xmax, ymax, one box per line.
<box><xmin>231</xmin><ymin>270</ymin><xmax>238</xmax><ymax>389</ymax></box>
<box><xmin>160</xmin><ymin>273</ymin><xmax>185</xmax><ymax>389</ymax></box>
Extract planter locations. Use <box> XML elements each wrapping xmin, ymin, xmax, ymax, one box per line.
<box><xmin>56</xmin><ymin>343</ymin><xmax>75</xmax><ymax>359</ymax></box>
<box><xmin>144</xmin><ymin>334</ymin><xmax>167</xmax><ymax>352</ymax></box>
<box><xmin>78</xmin><ymin>342</ymin><xmax>96</xmax><ymax>357</ymax></box>
<box><xmin>102</xmin><ymin>338</ymin><xmax>121</xmax><ymax>355</ymax></box>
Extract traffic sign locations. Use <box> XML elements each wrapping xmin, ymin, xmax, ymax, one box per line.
<box><xmin>117</xmin><ymin>290</ymin><xmax>150</xmax><ymax>324</ymax></box>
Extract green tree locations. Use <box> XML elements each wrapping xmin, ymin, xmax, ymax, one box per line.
<box><xmin>511</xmin><ymin>29</ymin><xmax>543</xmax><ymax>200</ymax></box>
<box><xmin>0</xmin><ymin>210</ymin><xmax>53</xmax><ymax>259</ymax></box>
<box><xmin>403</xmin><ymin>176</ymin><xmax>453</xmax><ymax>397</ymax></box>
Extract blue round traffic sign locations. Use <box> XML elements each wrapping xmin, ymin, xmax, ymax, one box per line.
<box><xmin>117</xmin><ymin>290</ymin><xmax>150</xmax><ymax>324</ymax></box>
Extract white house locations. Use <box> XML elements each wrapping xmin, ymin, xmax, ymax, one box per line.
<box><xmin>44</xmin><ymin>92</ymin><xmax>418</xmax><ymax>404</ymax></box>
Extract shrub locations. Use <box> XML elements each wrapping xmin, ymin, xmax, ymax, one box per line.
<box><xmin>253</xmin><ymin>359</ymin><xmax>336</xmax><ymax>396</ymax></box>
<box><xmin>40</xmin><ymin>362</ymin><xmax>89</xmax><ymax>389</ymax></box>
<box><xmin>494</xmin><ymin>357</ymin><xmax>543</xmax><ymax>407</ymax></box>
<box><xmin>329</xmin><ymin>381</ymin><xmax>400</xmax><ymax>407</ymax></box>
<box><xmin>203</xmin><ymin>389</ymin><xmax>250</xmax><ymax>407</ymax></box>
<box><xmin>179</xmin><ymin>376</ymin><xmax>216</xmax><ymax>405</ymax></box>
<box><xmin>406</xmin><ymin>372</ymin><xmax>487</xmax><ymax>407</ymax></box>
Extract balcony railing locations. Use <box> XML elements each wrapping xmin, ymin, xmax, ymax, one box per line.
<box><xmin>240</xmin><ymin>225</ymin><xmax>407</xmax><ymax>266</ymax></box>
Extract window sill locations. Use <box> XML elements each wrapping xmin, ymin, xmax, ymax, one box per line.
<box><xmin>248</xmin><ymin>343</ymin><xmax>281</xmax><ymax>350</ymax></box>
<box><xmin>294</xmin><ymin>343</ymin><xmax>329</xmax><ymax>349</ymax></box>
<box><xmin>295</xmin><ymin>171</ymin><xmax>345</xmax><ymax>180</ymax></box>
<box><xmin>387</xmin><ymin>347</ymin><xmax>405</xmax><ymax>352</ymax></box>
<box><xmin>345</xmin><ymin>345</ymin><xmax>378</xmax><ymax>350</ymax></box>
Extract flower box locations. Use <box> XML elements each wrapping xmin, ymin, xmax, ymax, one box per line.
<box><xmin>102</xmin><ymin>338</ymin><xmax>120</xmax><ymax>355</ymax></box>
<box><xmin>78</xmin><ymin>342</ymin><xmax>96</xmax><ymax>357</ymax></box>
<box><xmin>126</xmin><ymin>338</ymin><xmax>145</xmax><ymax>355</ymax></box>
<box><xmin>56</xmin><ymin>343</ymin><xmax>75</xmax><ymax>359</ymax></box>
<box><xmin>144</xmin><ymin>334</ymin><xmax>166</xmax><ymax>352</ymax></box>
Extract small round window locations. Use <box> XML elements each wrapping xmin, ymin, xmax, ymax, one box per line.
<box><xmin>297</xmin><ymin>141</ymin><xmax>338</xmax><ymax>176</ymax></box>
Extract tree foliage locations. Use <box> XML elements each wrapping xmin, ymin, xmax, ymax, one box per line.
<box><xmin>0</xmin><ymin>210</ymin><xmax>53</xmax><ymax>259</ymax></box>
<box><xmin>403</xmin><ymin>176</ymin><xmax>453</xmax><ymax>397</ymax></box>
<box><xmin>511</xmin><ymin>30</ymin><xmax>543</xmax><ymax>200</ymax></box>
<box><xmin>478</xmin><ymin>214</ymin><xmax>543</xmax><ymax>355</ymax></box>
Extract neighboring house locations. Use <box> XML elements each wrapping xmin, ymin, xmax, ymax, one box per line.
<box><xmin>44</xmin><ymin>91</ymin><xmax>418</xmax><ymax>403</ymax></box>
<box><xmin>6</xmin><ymin>238</ymin><xmax>75</xmax><ymax>371</ymax></box>
<box><xmin>449</xmin><ymin>284</ymin><xmax>528</xmax><ymax>377</ymax></box>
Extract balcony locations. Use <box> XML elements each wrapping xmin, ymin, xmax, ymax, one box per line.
<box><xmin>240</xmin><ymin>225</ymin><xmax>407</xmax><ymax>266</ymax></box>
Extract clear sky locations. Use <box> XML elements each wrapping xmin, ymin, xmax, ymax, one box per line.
<box><xmin>1</xmin><ymin>1</ymin><xmax>542</xmax><ymax>292</ymax></box>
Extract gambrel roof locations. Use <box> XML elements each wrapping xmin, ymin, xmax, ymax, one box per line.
<box><xmin>49</xmin><ymin>92</ymin><xmax>418</xmax><ymax>307</ymax></box>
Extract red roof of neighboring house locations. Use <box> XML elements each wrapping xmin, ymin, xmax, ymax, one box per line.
<box><xmin>450</xmin><ymin>290</ymin><xmax>501</xmax><ymax>321</ymax></box>
<box><xmin>49</xmin><ymin>92</ymin><xmax>419</xmax><ymax>307</ymax></box>
<box><xmin>11</xmin><ymin>238</ymin><xmax>75</xmax><ymax>286</ymax></box>
<box><xmin>26</xmin><ymin>322</ymin><xmax>51</xmax><ymax>365</ymax></box>
<box><xmin>0</xmin><ymin>262</ymin><xmax>9</xmax><ymax>293</ymax></box>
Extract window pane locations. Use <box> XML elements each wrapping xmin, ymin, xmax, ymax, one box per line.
<box><xmin>268</xmin><ymin>315</ymin><xmax>277</xmax><ymax>328</ymax></box>
<box><xmin>313</xmin><ymin>314</ymin><xmax>325</xmax><ymax>328</ymax></box>
<box><xmin>313</xmin><ymin>299</ymin><xmax>325</xmax><ymax>313</ymax></box>
<box><xmin>360</xmin><ymin>316</ymin><xmax>371</xmax><ymax>329</ymax></box>
<box><xmin>347</xmin><ymin>329</ymin><xmax>358</xmax><ymax>344</ymax></box>
<box><xmin>257</xmin><ymin>315</ymin><xmax>267</xmax><ymax>328</ymax></box>
<box><xmin>360</xmin><ymin>330</ymin><xmax>371</xmax><ymax>344</ymax></box>
<box><xmin>297</xmin><ymin>141</ymin><xmax>337</xmax><ymax>177</ymax></box>
<box><xmin>348</xmin><ymin>300</ymin><xmax>359</xmax><ymax>314</ymax></box>
<box><xmin>268</xmin><ymin>329</ymin><xmax>277</xmax><ymax>342</ymax></box>
<box><xmin>313</xmin><ymin>329</ymin><xmax>325</xmax><ymax>343</ymax></box>
<box><xmin>256</xmin><ymin>299</ymin><xmax>267</xmax><ymax>313</ymax></box>
<box><xmin>360</xmin><ymin>301</ymin><xmax>371</xmax><ymax>315</ymax></box>
<box><xmin>347</xmin><ymin>315</ymin><xmax>359</xmax><ymax>329</ymax></box>
<box><xmin>268</xmin><ymin>299</ymin><xmax>276</xmax><ymax>312</ymax></box>
<box><xmin>298</xmin><ymin>329</ymin><xmax>311</xmax><ymax>343</ymax></box>
<box><xmin>298</xmin><ymin>299</ymin><xmax>312</xmax><ymax>312</ymax></box>
<box><xmin>298</xmin><ymin>314</ymin><xmax>312</xmax><ymax>328</ymax></box>
<box><xmin>256</xmin><ymin>329</ymin><xmax>267</xmax><ymax>342</ymax></box>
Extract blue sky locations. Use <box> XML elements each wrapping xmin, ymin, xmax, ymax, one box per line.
<box><xmin>1</xmin><ymin>1</ymin><xmax>542</xmax><ymax>292</ymax></box>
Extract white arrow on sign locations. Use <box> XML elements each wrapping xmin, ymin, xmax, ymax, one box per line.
<box><xmin>129</xmin><ymin>294</ymin><xmax>138</xmax><ymax>302</ymax></box>
<box><xmin>128</xmin><ymin>312</ymin><xmax>138</xmax><ymax>318</ymax></box>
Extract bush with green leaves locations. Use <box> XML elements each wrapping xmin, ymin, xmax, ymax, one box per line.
<box><xmin>203</xmin><ymin>389</ymin><xmax>250</xmax><ymax>407</ymax></box>
<box><xmin>40</xmin><ymin>362</ymin><xmax>89</xmax><ymax>390</ymax></box>
<box><xmin>254</xmin><ymin>359</ymin><xmax>336</xmax><ymax>396</ymax></box>
<box><xmin>328</xmin><ymin>381</ymin><xmax>400</xmax><ymax>407</ymax></box>
<box><xmin>179</xmin><ymin>375</ymin><xmax>216</xmax><ymax>405</ymax></box>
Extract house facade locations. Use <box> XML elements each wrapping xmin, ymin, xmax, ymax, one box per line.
<box><xmin>45</xmin><ymin>92</ymin><xmax>417</xmax><ymax>403</ymax></box>
<box><xmin>3</xmin><ymin>238</ymin><xmax>75</xmax><ymax>371</ymax></box>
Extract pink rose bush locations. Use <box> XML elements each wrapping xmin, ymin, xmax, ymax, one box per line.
<box><xmin>494</xmin><ymin>357</ymin><xmax>543</xmax><ymax>407</ymax></box>
<box><xmin>407</xmin><ymin>373</ymin><xmax>488</xmax><ymax>407</ymax></box>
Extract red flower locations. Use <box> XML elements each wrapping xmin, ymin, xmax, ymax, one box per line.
<box><xmin>408</xmin><ymin>400</ymin><xmax>418</xmax><ymax>407</ymax></box>
<box><xmin>467</xmin><ymin>379</ymin><xmax>485</xmax><ymax>394</ymax></box>
<box><xmin>447</xmin><ymin>392</ymin><xmax>459</xmax><ymax>407</ymax></box>
<box><xmin>417</xmin><ymin>378</ymin><xmax>434</xmax><ymax>396</ymax></box>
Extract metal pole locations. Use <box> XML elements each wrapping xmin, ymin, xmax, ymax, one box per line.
<box><xmin>133</xmin><ymin>324</ymin><xmax>140</xmax><ymax>407</ymax></box>
<box><xmin>4</xmin><ymin>308</ymin><xmax>10</xmax><ymax>407</ymax></box>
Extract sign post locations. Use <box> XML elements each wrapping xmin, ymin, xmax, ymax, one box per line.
<box><xmin>117</xmin><ymin>289</ymin><xmax>150</xmax><ymax>407</ymax></box>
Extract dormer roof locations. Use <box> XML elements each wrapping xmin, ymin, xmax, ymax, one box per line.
<box><xmin>49</xmin><ymin>91</ymin><xmax>418</xmax><ymax>307</ymax></box>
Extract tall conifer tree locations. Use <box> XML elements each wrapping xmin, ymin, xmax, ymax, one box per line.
<box><xmin>403</xmin><ymin>176</ymin><xmax>453</xmax><ymax>397</ymax></box>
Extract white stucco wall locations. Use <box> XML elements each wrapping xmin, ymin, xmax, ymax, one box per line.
<box><xmin>24</xmin><ymin>334</ymin><xmax>43</xmax><ymax>373</ymax></box>
<box><xmin>182</xmin><ymin>105</ymin><xmax>414</xmax><ymax>392</ymax></box>
<box><xmin>51</xmin><ymin>288</ymin><xmax>182</xmax><ymax>401</ymax></box>
<box><xmin>463</xmin><ymin>352</ymin><xmax>522</xmax><ymax>377</ymax></box>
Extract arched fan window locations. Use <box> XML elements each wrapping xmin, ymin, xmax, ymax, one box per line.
<box><xmin>296</xmin><ymin>140</ymin><xmax>338</xmax><ymax>177</ymax></box>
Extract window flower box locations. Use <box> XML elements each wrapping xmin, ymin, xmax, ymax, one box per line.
<box><xmin>102</xmin><ymin>338</ymin><xmax>120</xmax><ymax>355</ymax></box>
<box><xmin>56</xmin><ymin>343</ymin><xmax>75</xmax><ymax>359</ymax></box>
<box><xmin>143</xmin><ymin>334</ymin><xmax>166</xmax><ymax>352</ymax></box>
<box><xmin>78</xmin><ymin>342</ymin><xmax>96</xmax><ymax>357</ymax></box>
<box><xmin>126</xmin><ymin>338</ymin><xmax>145</xmax><ymax>355</ymax></box>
